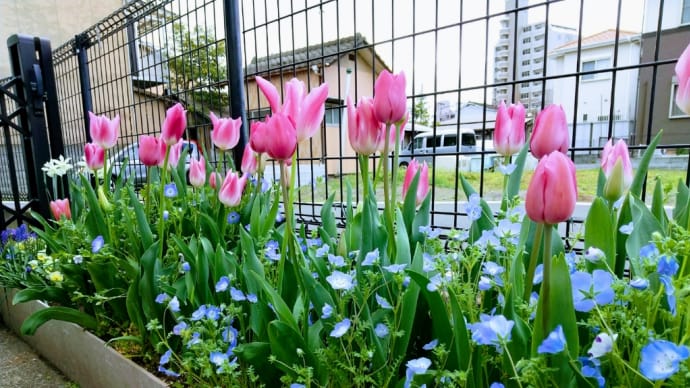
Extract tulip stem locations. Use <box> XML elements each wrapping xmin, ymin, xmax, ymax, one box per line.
<box><xmin>359</xmin><ymin>155</ymin><xmax>370</xmax><ymax>199</ymax></box>
<box><xmin>524</xmin><ymin>222</ymin><xmax>545</xmax><ymax>301</ymax></box>
<box><xmin>381</xmin><ymin>124</ymin><xmax>395</xmax><ymax>257</ymax></box>
<box><xmin>391</xmin><ymin>122</ymin><xmax>401</xmax><ymax>210</ymax></box>
<box><xmin>501</xmin><ymin>155</ymin><xmax>511</xmax><ymax>212</ymax></box>
<box><xmin>158</xmin><ymin>146</ymin><xmax>171</xmax><ymax>261</ymax></box>
<box><xmin>540</xmin><ymin>224</ymin><xmax>553</xmax><ymax>336</ymax></box>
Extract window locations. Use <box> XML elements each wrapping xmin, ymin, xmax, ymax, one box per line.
<box><xmin>247</xmin><ymin>108</ymin><xmax>271</xmax><ymax>122</ymax></box>
<box><xmin>523</xmin><ymin>26</ymin><xmax>532</xmax><ymax>32</ymax></box>
<box><xmin>521</xmin><ymin>82</ymin><xmax>530</xmax><ymax>87</ymax></box>
<box><xmin>325</xmin><ymin>103</ymin><xmax>340</xmax><ymax>125</ymax></box>
<box><xmin>582</xmin><ymin>113</ymin><xmax>588</xmax><ymax>121</ymax></box>
<box><xmin>534</xmin><ymin>46</ymin><xmax>544</xmax><ymax>53</ymax></box>
<box><xmin>670</xmin><ymin>81</ymin><xmax>690</xmax><ymax>118</ymax></box>
<box><xmin>683</xmin><ymin>0</ymin><xmax>690</xmax><ymax>24</ymax></box>
<box><xmin>534</xmin><ymin>57</ymin><xmax>543</xmax><ymax>64</ymax></box>
<box><xmin>413</xmin><ymin>137</ymin><xmax>426</xmax><ymax>150</ymax></box>
<box><xmin>433</xmin><ymin>136</ymin><xmax>443</xmax><ymax>148</ymax></box>
<box><xmin>522</xmin><ymin>71</ymin><xmax>530</xmax><ymax>77</ymax></box>
<box><xmin>522</xmin><ymin>48</ymin><xmax>531</xmax><ymax>55</ymax></box>
<box><xmin>535</xmin><ymin>34</ymin><xmax>544</xmax><ymax>41</ymax></box>
<box><xmin>520</xmin><ymin>93</ymin><xmax>529</xmax><ymax>99</ymax></box>
<box><xmin>581</xmin><ymin>58</ymin><xmax>611</xmax><ymax>80</ymax></box>
<box><xmin>443</xmin><ymin>135</ymin><xmax>457</xmax><ymax>147</ymax></box>
<box><xmin>533</xmin><ymin>69</ymin><xmax>543</xmax><ymax>75</ymax></box>
<box><xmin>522</xmin><ymin>59</ymin><xmax>531</xmax><ymax>66</ymax></box>
<box><xmin>523</xmin><ymin>37</ymin><xmax>531</xmax><ymax>44</ymax></box>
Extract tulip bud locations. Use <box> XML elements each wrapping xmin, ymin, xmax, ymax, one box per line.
<box><xmin>88</xmin><ymin>112</ymin><xmax>119</xmax><ymax>149</ymax></box>
<box><xmin>347</xmin><ymin>96</ymin><xmax>384</xmax><ymax>156</ymax></box>
<box><xmin>241</xmin><ymin>143</ymin><xmax>258</xmax><ymax>175</ymax></box>
<box><xmin>138</xmin><ymin>135</ymin><xmax>164</xmax><ymax>167</ymax></box>
<box><xmin>209</xmin><ymin>171</ymin><xmax>223</xmax><ymax>189</ymax></box>
<box><xmin>402</xmin><ymin>159</ymin><xmax>430</xmax><ymax>206</ymax></box>
<box><xmin>49</xmin><ymin>199</ymin><xmax>71</xmax><ymax>220</ymax></box>
<box><xmin>161</xmin><ymin>103</ymin><xmax>187</xmax><ymax>145</ymax></box>
<box><xmin>167</xmin><ymin>140</ymin><xmax>185</xmax><ymax>169</ymax></box>
<box><xmin>525</xmin><ymin>151</ymin><xmax>577</xmax><ymax>224</ymax></box>
<box><xmin>264</xmin><ymin>113</ymin><xmax>297</xmax><ymax>161</ymax></box>
<box><xmin>219</xmin><ymin>170</ymin><xmax>247</xmax><ymax>207</ymax></box>
<box><xmin>530</xmin><ymin>104</ymin><xmax>569</xmax><ymax>159</ymax></box>
<box><xmin>675</xmin><ymin>42</ymin><xmax>690</xmax><ymax>115</ymax></box>
<box><xmin>600</xmin><ymin>139</ymin><xmax>632</xmax><ymax>201</ymax></box>
<box><xmin>210</xmin><ymin>112</ymin><xmax>241</xmax><ymax>151</ymax></box>
<box><xmin>249</xmin><ymin>121</ymin><xmax>269</xmax><ymax>154</ymax></box>
<box><xmin>189</xmin><ymin>155</ymin><xmax>206</xmax><ymax>187</ymax></box>
<box><xmin>373</xmin><ymin>70</ymin><xmax>408</xmax><ymax>124</ymax></box>
<box><xmin>494</xmin><ymin>101</ymin><xmax>526</xmax><ymax>156</ymax></box>
<box><xmin>97</xmin><ymin>186</ymin><xmax>113</xmax><ymax>211</ymax></box>
<box><xmin>84</xmin><ymin>143</ymin><xmax>105</xmax><ymax>170</ymax></box>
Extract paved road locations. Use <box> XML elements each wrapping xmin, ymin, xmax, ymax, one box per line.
<box><xmin>0</xmin><ymin>322</ymin><xmax>70</xmax><ymax>388</ymax></box>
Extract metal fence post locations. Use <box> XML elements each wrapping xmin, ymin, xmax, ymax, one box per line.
<box><xmin>74</xmin><ymin>33</ymin><xmax>93</xmax><ymax>143</ymax></box>
<box><xmin>224</xmin><ymin>0</ymin><xmax>248</xmax><ymax>169</ymax></box>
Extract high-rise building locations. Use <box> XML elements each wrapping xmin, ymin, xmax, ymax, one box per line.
<box><xmin>493</xmin><ymin>1</ymin><xmax>577</xmax><ymax>113</ymax></box>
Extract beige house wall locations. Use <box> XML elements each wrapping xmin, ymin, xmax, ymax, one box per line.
<box><xmin>0</xmin><ymin>0</ymin><xmax>121</xmax><ymax>77</ymax></box>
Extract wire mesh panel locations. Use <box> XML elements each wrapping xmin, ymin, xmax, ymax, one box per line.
<box><xmin>45</xmin><ymin>0</ymin><xmax>690</xmax><ymax>233</ymax></box>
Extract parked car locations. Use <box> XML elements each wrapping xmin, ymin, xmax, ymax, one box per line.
<box><xmin>110</xmin><ymin>140</ymin><xmax>201</xmax><ymax>187</ymax></box>
<box><xmin>398</xmin><ymin>128</ymin><xmax>498</xmax><ymax>170</ymax></box>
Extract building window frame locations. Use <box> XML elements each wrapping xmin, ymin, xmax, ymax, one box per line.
<box><xmin>670</xmin><ymin>80</ymin><xmax>690</xmax><ymax>119</ymax></box>
<box><xmin>581</xmin><ymin>57</ymin><xmax>611</xmax><ymax>81</ymax></box>
<box><xmin>682</xmin><ymin>0</ymin><xmax>690</xmax><ymax>25</ymax></box>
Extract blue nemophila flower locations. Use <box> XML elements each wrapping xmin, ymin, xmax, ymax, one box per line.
<box><xmin>483</xmin><ymin>261</ymin><xmax>505</xmax><ymax>277</ymax></box>
<box><xmin>499</xmin><ymin>162</ymin><xmax>516</xmax><ymax>175</ymax></box>
<box><xmin>476</xmin><ymin>229</ymin><xmax>505</xmax><ymax>252</ymax></box>
<box><xmin>565</xmin><ymin>251</ymin><xmax>577</xmax><ymax>273</ymax></box>
<box><xmin>376</xmin><ymin>294</ymin><xmax>393</xmax><ymax>310</ymax></box>
<box><xmin>164</xmin><ymin>183</ymin><xmax>178</xmax><ymax>198</ymax></box>
<box><xmin>91</xmin><ymin>235</ymin><xmax>104</xmax><ymax>253</ymax></box>
<box><xmin>230</xmin><ymin>287</ymin><xmax>246</xmax><ymax>301</ymax></box>
<box><xmin>25</xmin><ymin>266</ymin><xmax>31</xmax><ymax>273</ymax></box>
<box><xmin>160</xmin><ymin>349</ymin><xmax>172</xmax><ymax>365</ymax></box>
<box><xmin>375</xmin><ymin>323</ymin><xmax>389</xmax><ymax>338</ymax></box>
<box><xmin>222</xmin><ymin>326</ymin><xmax>238</xmax><ymax>347</ymax></box>
<box><xmin>493</xmin><ymin>219</ymin><xmax>521</xmax><ymax>244</ymax></box>
<box><xmin>316</xmin><ymin>244</ymin><xmax>330</xmax><ymax>257</ymax></box>
<box><xmin>216</xmin><ymin>276</ymin><xmax>230</xmax><ymax>292</ymax></box>
<box><xmin>537</xmin><ymin>325</ymin><xmax>566</xmax><ymax>354</ymax></box>
<box><xmin>246</xmin><ymin>293</ymin><xmax>258</xmax><ymax>303</ymax></box>
<box><xmin>490</xmin><ymin>383</ymin><xmax>505</xmax><ymax>388</ymax></box>
<box><xmin>326</xmin><ymin>270</ymin><xmax>354</xmax><ymax>291</ymax></box>
<box><xmin>327</xmin><ymin>254</ymin><xmax>346</xmax><ymax>268</ymax></box>
<box><xmin>405</xmin><ymin>357</ymin><xmax>432</xmax><ymax>388</ymax></box>
<box><xmin>580</xmin><ymin>357</ymin><xmax>605</xmax><ymax>388</ymax></box>
<box><xmin>423</xmin><ymin>339</ymin><xmax>438</xmax><ymax>351</ymax></box>
<box><xmin>191</xmin><ymin>305</ymin><xmax>208</xmax><ymax>321</ymax></box>
<box><xmin>172</xmin><ymin>321</ymin><xmax>187</xmax><ymax>335</ymax></box>
<box><xmin>321</xmin><ymin>303</ymin><xmax>333</xmax><ymax>319</ymax></box>
<box><xmin>155</xmin><ymin>293</ymin><xmax>169</xmax><ymax>304</ymax></box>
<box><xmin>383</xmin><ymin>263</ymin><xmax>408</xmax><ymax>273</ymax></box>
<box><xmin>584</xmin><ymin>247</ymin><xmax>605</xmax><ymax>263</ymax></box>
<box><xmin>478</xmin><ymin>276</ymin><xmax>493</xmax><ymax>291</ymax></box>
<box><xmin>163</xmin><ymin>210</ymin><xmax>169</xmax><ymax>221</ymax></box>
<box><xmin>422</xmin><ymin>253</ymin><xmax>435</xmax><ymax>272</ymax></box>
<box><xmin>226</xmin><ymin>211</ymin><xmax>240</xmax><ymax>225</ymax></box>
<box><xmin>467</xmin><ymin>314</ymin><xmax>514</xmax><ymax>346</ymax></box>
<box><xmin>210</xmin><ymin>351</ymin><xmax>229</xmax><ymax>367</ymax></box>
<box><xmin>306</xmin><ymin>237</ymin><xmax>322</xmax><ymax>247</ymax></box>
<box><xmin>639</xmin><ymin>340</ymin><xmax>690</xmax><ymax>381</ymax></box>
<box><xmin>168</xmin><ymin>296</ymin><xmax>180</xmax><ymax>312</ymax></box>
<box><xmin>290</xmin><ymin>384</ymin><xmax>306</xmax><ymax>388</ymax></box>
<box><xmin>427</xmin><ymin>273</ymin><xmax>444</xmax><ymax>292</ymax></box>
<box><xmin>619</xmin><ymin>221</ymin><xmax>633</xmax><ymax>235</ymax></box>
<box><xmin>72</xmin><ymin>255</ymin><xmax>83</xmax><ymax>264</ymax></box>
<box><xmin>181</xmin><ymin>262</ymin><xmax>190</xmax><ymax>272</ymax></box>
<box><xmin>187</xmin><ymin>332</ymin><xmax>201</xmax><ymax>347</ymax></box>
<box><xmin>205</xmin><ymin>305</ymin><xmax>221</xmax><ymax>321</ymax></box>
<box><xmin>657</xmin><ymin>255</ymin><xmax>679</xmax><ymax>277</ymax></box>
<box><xmin>570</xmin><ymin>270</ymin><xmax>615</xmax><ymax>312</ymax></box>
<box><xmin>330</xmin><ymin>318</ymin><xmax>351</xmax><ymax>338</ymax></box>
<box><xmin>158</xmin><ymin>366</ymin><xmax>180</xmax><ymax>378</ymax></box>
<box><xmin>533</xmin><ymin>264</ymin><xmax>544</xmax><ymax>285</ymax></box>
<box><xmin>419</xmin><ymin>225</ymin><xmax>441</xmax><ymax>239</ymax></box>
<box><xmin>464</xmin><ymin>193</ymin><xmax>482</xmax><ymax>221</ymax></box>
<box><xmin>659</xmin><ymin>276</ymin><xmax>677</xmax><ymax>316</ymax></box>
<box><xmin>640</xmin><ymin>243</ymin><xmax>659</xmax><ymax>259</ymax></box>
<box><xmin>361</xmin><ymin>248</ymin><xmax>379</xmax><ymax>266</ymax></box>
<box><xmin>264</xmin><ymin>240</ymin><xmax>281</xmax><ymax>262</ymax></box>
<box><xmin>630</xmin><ymin>277</ymin><xmax>649</xmax><ymax>290</ymax></box>
<box><xmin>588</xmin><ymin>332</ymin><xmax>617</xmax><ymax>358</ymax></box>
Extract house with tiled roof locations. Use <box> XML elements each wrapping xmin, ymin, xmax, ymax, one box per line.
<box><xmin>548</xmin><ymin>30</ymin><xmax>640</xmax><ymax>153</ymax></box>
<box><xmin>244</xmin><ymin>34</ymin><xmax>390</xmax><ymax>175</ymax></box>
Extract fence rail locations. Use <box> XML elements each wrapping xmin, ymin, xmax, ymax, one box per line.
<box><xmin>2</xmin><ymin>0</ymin><xmax>690</xmax><ymax>234</ymax></box>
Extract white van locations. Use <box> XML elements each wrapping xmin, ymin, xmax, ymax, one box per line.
<box><xmin>399</xmin><ymin>129</ymin><xmax>495</xmax><ymax>170</ymax></box>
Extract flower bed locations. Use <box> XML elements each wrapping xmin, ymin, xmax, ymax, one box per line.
<box><xmin>1</xmin><ymin>47</ymin><xmax>690</xmax><ymax>387</ymax></box>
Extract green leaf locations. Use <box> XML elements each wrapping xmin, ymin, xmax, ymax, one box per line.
<box><xmin>672</xmin><ymin>179</ymin><xmax>690</xmax><ymax>227</ymax></box>
<box><xmin>267</xmin><ymin>321</ymin><xmax>325</xmax><ymax>383</ymax></box>
<box><xmin>233</xmin><ymin>342</ymin><xmax>281</xmax><ymax>385</ymax></box>
<box><xmin>12</xmin><ymin>287</ymin><xmax>70</xmax><ymax>305</ymax></box>
<box><xmin>626</xmin><ymin>194</ymin><xmax>663</xmax><ymax>277</ymax></box>
<box><xmin>126</xmin><ymin>279</ymin><xmax>146</xmax><ymax>344</ymax></box>
<box><xmin>241</xmin><ymin>228</ymin><xmax>265</xmax><ymax>294</ymax></box>
<box><xmin>584</xmin><ymin>197</ymin><xmax>615</xmax><ymax>271</ymax></box>
<box><xmin>459</xmin><ymin>174</ymin><xmax>495</xmax><ymax>241</ymax></box>
<box><xmin>395</xmin><ymin>209</ymin><xmax>411</xmax><ymax>266</ymax></box>
<box><xmin>138</xmin><ymin>242</ymin><xmax>161</xmax><ymax>321</ymax></box>
<box><xmin>402</xmin><ymin>167</ymin><xmax>422</xmax><ymax>238</ymax></box>
<box><xmin>630</xmin><ymin>130</ymin><xmax>662</xmax><ymax>198</ymax></box>
<box><xmin>411</xmin><ymin>192</ymin><xmax>432</xmax><ymax>254</ymax></box>
<box><xmin>651</xmin><ymin>177</ymin><xmax>668</xmax><ymax>232</ymax></box>
<box><xmin>614</xmin><ymin>196</ymin><xmax>633</xmax><ymax>278</ymax></box>
<box><xmin>392</xmin><ymin>245</ymin><xmax>423</xmax><ymax>363</ymax></box>
<box><xmin>320</xmin><ymin>193</ymin><xmax>338</xmax><ymax>240</ymax></box>
<box><xmin>505</xmin><ymin>142</ymin><xmax>529</xmax><ymax>204</ymax></box>
<box><xmin>128</xmin><ymin>186</ymin><xmax>153</xmax><ymax>249</ymax></box>
<box><xmin>596</xmin><ymin>169</ymin><xmax>606</xmax><ymax>198</ymax></box>
<box><xmin>80</xmin><ymin>174</ymin><xmax>109</xmax><ymax>240</ymax></box>
<box><xmin>20</xmin><ymin>306</ymin><xmax>98</xmax><ymax>335</ymax></box>
<box><xmin>447</xmin><ymin>289</ymin><xmax>471</xmax><ymax>372</ymax></box>
<box><xmin>249</xmin><ymin>271</ymin><xmax>299</xmax><ymax>333</ymax></box>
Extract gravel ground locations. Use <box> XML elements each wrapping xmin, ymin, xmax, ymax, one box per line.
<box><xmin>0</xmin><ymin>322</ymin><xmax>71</xmax><ymax>388</ymax></box>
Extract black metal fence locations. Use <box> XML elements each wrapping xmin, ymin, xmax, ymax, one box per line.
<box><xmin>3</xmin><ymin>0</ymin><xmax>690</xmax><ymax>233</ymax></box>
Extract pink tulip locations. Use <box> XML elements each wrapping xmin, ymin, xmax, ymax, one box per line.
<box><xmin>84</xmin><ymin>143</ymin><xmax>104</xmax><ymax>170</ymax></box>
<box><xmin>189</xmin><ymin>155</ymin><xmax>206</xmax><ymax>187</ymax></box>
<box><xmin>219</xmin><ymin>170</ymin><xmax>247</xmax><ymax>207</ymax></box>
<box><xmin>347</xmin><ymin>96</ymin><xmax>385</xmax><ymax>156</ymax></box>
<box><xmin>530</xmin><ymin>104</ymin><xmax>569</xmax><ymax>159</ymax></box>
<box><xmin>600</xmin><ymin>139</ymin><xmax>633</xmax><ymax>201</ymax></box>
<box><xmin>161</xmin><ymin>103</ymin><xmax>187</xmax><ymax>145</ymax></box>
<box><xmin>249</xmin><ymin>121</ymin><xmax>269</xmax><ymax>155</ymax></box>
<box><xmin>210</xmin><ymin>112</ymin><xmax>241</xmax><ymax>151</ymax></box>
<box><xmin>50</xmin><ymin>199</ymin><xmax>71</xmax><ymax>220</ymax></box>
<box><xmin>402</xmin><ymin>159</ymin><xmax>430</xmax><ymax>206</ymax></box>
<box><xmin>255</xmin><ymin>76</ymin><xmax>329</xmax><ymax>142</ymax></box>
<box><xmin>263</xmin><ymin>113</ymin><xmax>297</xmax><ymax>161</ymax></box>
<box><xmin>241</xmin><ymin>143</ymin><xmax>258</xmax><ymax>175</ymax></box>
<box><xmin>373</xmin><ymin>70</ymin><xmax>407</xmax><ymax>124</ymax></box>
<box><xmin>167</xmin><ymin>139</ymin><xmax>185</xmax><ymax>169</ymax></box>
<box><xmin>525</xmin><ymin>151</ymin><xmax>577</xmax><ymax>224</ymax></box>
<box><xmin>494</xmin><ymin>101</ymin><xmax>526</xmax><ymax>156</ymax></box>
<box><xmin>138</xmin><ymin>135</ymin><xmax>164</xmax><ymax>167</ymax></box>
<box><xmin>209</xmin><ymin>171</ymin><xmax>223</xmax><ymax>189</ymax></box>
<box><xmin>88</xmin><ymin>112</ymin><xmax>119</xmax><ymax>149</ymax></box>
<box><xmin>675</xmin><ymin>42</ymin><xmax>690</xmax><ymax>115</ymax></box>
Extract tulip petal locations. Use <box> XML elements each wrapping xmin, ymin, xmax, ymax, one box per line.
<box><xmin>256</xmin><ymin>76</ymin><xmax>282</xmax><ymax>114</ymax></box>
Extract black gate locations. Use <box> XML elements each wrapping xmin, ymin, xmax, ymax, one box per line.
<box><xmin>0</xmin><ymin>35</ymin><xmax>64</xmax><ymax>230</ymax></box>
